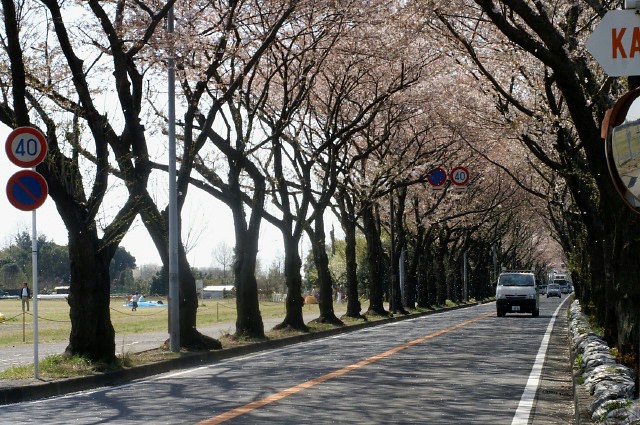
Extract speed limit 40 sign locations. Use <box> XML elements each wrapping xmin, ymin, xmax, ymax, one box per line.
<box><xmin>5</xmin><ymin>126</ymin><xmax>48</xmax><ymax>211</ymax></box>
<box><xmin>450</xmin><ymin>166</ymin><xmax>470</xmax><ymax>187</ymax></box>
<box><xmin>5</xmin><ymin>127</ymin><xmax>48</xmax><ymax>168</ymax></box>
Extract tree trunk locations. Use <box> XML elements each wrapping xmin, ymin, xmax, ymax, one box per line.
<box><xmin>177</xmin><ymin>245</ymin><xmax>221</xmax><ymax>348</ymax></box>
<box><xmin>362</xmin><ymin>204</ymin><xmax>388</xmax><ymax>316</ymax></box>
<box><xmin>139</xmin><ymin>195</ymin><xmax>221</xmax><ymax>349</ymax></box>
<box><xmin>434</xmin><ymin>243</ymin><xmax>447</xmax><ymax>306</ymax></box>
<box><xmin>599</xmin><ymin>205</ymin><xmax>640</xmax><ymax>357</ymax></box>
<box><xmin>406</xmin><ymin>227</ymin><xmax>425</xmax><ymax>309</ymax></box>
<box><xmin>390</xmin><ymin>188</ymin><xmax>408</xmax><ymax>314</ymax></box>
<box><xmin>234</xmin><ymin>249</ymin><xmax>264</xmax><ymax>338</ymax></box>
<box><xmin>610</xmin><ymin>213</ymin><xmax>640</xmax><ymax>385</ymax></box>
<box><xmin>335</xmin><ymin>188</ymin><xmax>364</xmax><ymax>319</ymax></box>
<box><xmin>445</xmin><ymin>255</ymin><xmax>455</xmax><ymax>302</ymax></box>
<box><xmin>469</xmin><ymin>245</ymin><xmax>491</xmax><ymax>300</ymax></box>
<box><xmin>419</xmin><ymin>231</ymin><xmax>437</xmax><ymax>308</ymax></box>
<box><xmin>424</xmin><ymin>249</ymin><xmax>438</xmax><ymax>307</ymax></box>
<box><xmin>65</xmin><ymin>224</ymin><xmax>115</xmax><ymax>363</ymax></box>
<box><xmin>342</xmin><ymin>217</ymin><xmax>363</xmax><ymax>319</ymax></box>
<box><xmin>274</xmin><ymin>234</ymin><xmax>307</xmax><ymax>331</ymax></box>
<box><xmin>416</xmin><ymin>253</ymin><xmax>430</xmax><ymax>309</ymax></box>
<box><xmin>231</xmin><ymin>200</ymin><xmax>264</xmax><ymax>338</ymax></box>
<box><xmin>308</xmin><ymin>215</ymin><xmax>343</xmax><ymax>325</ymax></box>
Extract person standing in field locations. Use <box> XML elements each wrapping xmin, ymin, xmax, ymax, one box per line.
<box><xmin>131</xmin><ymin>292</ymin><xmax>140</xmax><ymax>311</ymax></box>
<box><xmin>20</xmin><ymin>282</ymin><xmax>31</xmax><ymax>312</ymax></box>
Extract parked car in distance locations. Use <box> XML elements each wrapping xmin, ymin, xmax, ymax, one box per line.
<box><xmin>547</xmin><ymin>283</ymin><xmax>561</xmax><ymax>298</ymax></box>
<box><xmin>554</xmin><ymin>279</ymin><xmax>570</xmax><ymax>294</ymax></box>
<box><xmin>539</xmin><ymin>285</ymin><xmax>547</xmax><ymax>295</ymax></box>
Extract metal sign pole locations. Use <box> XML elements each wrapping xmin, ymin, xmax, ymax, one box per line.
<box><xmin>32</xmin><ymin>206</ymin><xmax>39</xmax><ymax>378</ymax></box>
<box><xmin>4</xmin><ymin>127</ymin><xmax>47</xmax><ymax>378</ymax></box>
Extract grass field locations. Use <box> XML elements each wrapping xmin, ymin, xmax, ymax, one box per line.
<box><xmin>0</xmin><ymin>297</ymin><xmax>333</xmax><ymax>347</ymax></box>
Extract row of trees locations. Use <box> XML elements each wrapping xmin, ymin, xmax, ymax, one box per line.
<box><xmin>0</xmin><ymin>232</ymin><xmax>69</xmax><ymax>290</ymax></box>
<box><xmin>0</xmin><ymin>233</ymin><xmax>289</xmax><ymax>297</ymax></box>
<box><xmin>429</xmin><ymin>0</ymin><xmax>640</xmax><ymax>370</ymax></box>
<box><xmin>0</xmin><ymin>232</ymin><xmax>136</xmax><ymax>292</ymax></box>
<box><xmin>1</xmin><ymin>0</ymin><xmax>631</xmax><ymax>370</ymax></box>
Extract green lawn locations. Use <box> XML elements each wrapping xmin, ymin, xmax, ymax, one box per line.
<box><xmin>0</xmin><ymin>297</ymin><xmax>329</xmax><ymax>347</ymax></box>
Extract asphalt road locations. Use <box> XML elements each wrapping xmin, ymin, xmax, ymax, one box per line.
<box><xmin>0</xmin><ymin>296</ymin><xmax>575</xmax><ymax>424</ymax></box>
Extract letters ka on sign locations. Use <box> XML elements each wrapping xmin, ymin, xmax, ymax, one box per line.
<box><xmin>586</xmin><ymin>9</ymin><xmax>640</xmax><ymax>77</ymax></box>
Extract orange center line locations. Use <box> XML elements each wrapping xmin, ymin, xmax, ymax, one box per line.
<box><xmin>197</xmin><ymin>313</ymin><xmax>492</xmax><ymax>425</ymax></box>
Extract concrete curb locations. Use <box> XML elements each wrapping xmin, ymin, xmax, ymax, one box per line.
<box><xmin>571</xmin><ymin>343</ymin><xmax>595</xmax><ymax>424</ymax></box>
<box><xmin>0</xmin><ymin>303</ymin><xmax>476</xmax><ymax>405</ymax></box>
<box><xmin>567</xmin><ymin>295</ymin><xmax>594</xmax><ymax>425</ymax></box>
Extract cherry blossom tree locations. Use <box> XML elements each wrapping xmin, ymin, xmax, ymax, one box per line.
<box><xmin>0</xmin><ymin>0</ymin><xmax>175</xmax><ymax>360</ymax></box>
<box><xmin>429</xmin><ymin>0</ymin><xmax>640</xmax><ymax>356</ymax></box>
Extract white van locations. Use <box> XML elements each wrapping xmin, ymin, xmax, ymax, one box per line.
<box><xmin>496</xmin><ymin>271</ymin><xmax>540</xmax><ymax>317</ymax></box>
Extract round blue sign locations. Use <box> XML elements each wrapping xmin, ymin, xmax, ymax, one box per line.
<box><xmin>6</xmin><ymin>170</ymin><xmax>48</xmax><ymax>211</ymax></box>
<box><xmin>427</xmin><ymin>167</ymin><xmax>447</xmax><ymax>187</ymax></box>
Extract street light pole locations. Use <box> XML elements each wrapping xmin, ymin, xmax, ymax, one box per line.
<box><xmin>167</xmin><ymin>4</ymin><xmax>180</xmax><ymax>352</ymax></box>
<box><xmin>389</xmin><ymin>190</ymin><xmax>395</xmax><ymax>313</ymax></box>
<box><xmin>463</xmin><ymin>250</ymin><xmax>468</xmax><ymax>302</ymax></box>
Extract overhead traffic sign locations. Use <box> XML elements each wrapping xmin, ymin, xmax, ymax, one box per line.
<box><xmin>586</xmin><ymin>9</ymin><xmax>640</xmax><ymax>76</ymax></box>
<box><xmin>450</xmin><ymin>166</ymin><xmax>470</xmax><ymax>186</ymax></box>
<box><xmin>5</xmin><ymin>127</ymin><xmax>48</xmax><ymax>168</ymax></box>
<box><xmin>6</xmin><ymin>170</ymin><xmax>48</xmax><ymax>211</ymax></box>
<box><xmin>427</xmin><ymin>167</ymin><xmax>447</xmax><ymax>189</ymax></box>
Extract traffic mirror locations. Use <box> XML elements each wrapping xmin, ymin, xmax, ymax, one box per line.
<box><xmin>604</xmin><ymin>87</ymin><xmax>640</xmax><ymax>212</ymax></box>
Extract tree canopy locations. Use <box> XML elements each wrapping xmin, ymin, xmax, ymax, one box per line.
<box><xmin>0</xmin><ymin>0</ymin><xmax>637</xmax><ymax>366</ymax></box>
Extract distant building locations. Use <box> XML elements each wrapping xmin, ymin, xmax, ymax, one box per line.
<box><xmin>37</xmin><ymin>286</ymin><xmax>70</xmax><ymax>299</ymax></box>
<box><xmin>202</xmin><ymin>285</ymin><xmax>235</xmax><ymax>299</ymax></box>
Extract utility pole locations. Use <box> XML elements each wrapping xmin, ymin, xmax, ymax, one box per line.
<box><xmin>492</xmin><ymin>245</ymin><xmax>497</xmax><ymax>283</ymax></box>
<box><xmin>389</xmin><ymin>190</ymin><xmax>395</xmax><ymax>313</ymax></box>
<box><xmin>463</xmin><ymin>251</ymin><xmax>468</xmax><ymax>302</ymax></box>
<box><xmin>167</xmin><ymin>4</ymin><xmax>180</xmax><ymax>352</ymax></box>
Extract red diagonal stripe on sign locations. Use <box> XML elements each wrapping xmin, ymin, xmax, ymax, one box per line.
<box><xmin>15</xmin><ymin>177</ymin><xmax>39</xmax><ymax>202</ymax></box>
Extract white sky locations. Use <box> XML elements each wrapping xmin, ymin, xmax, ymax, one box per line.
<box><xmin>0</xmin><ymin>123</ymin><xmax>296</xmax><ymax>270</ymax></box>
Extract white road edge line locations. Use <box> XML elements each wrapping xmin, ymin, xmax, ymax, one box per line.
<box><xmin>511</xmin><ymin>296</ymin><xmax>571</xmax><ymax>425</ymax></box>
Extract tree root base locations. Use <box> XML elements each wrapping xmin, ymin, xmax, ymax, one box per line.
<box><xmin>163</xmin><ymin>329</ymin><xmax>222</xmax><ymax>351</ymax></box>
<box><xmin>341</xmin><ymin>313</ymin><xmax>368</xmax><ymax>321</ymax></box>
<box><xmin>364</xmin><ymin>308</ymin><xmax>390</xmax><ymax>318</ymax></box>
<box><xmin>272</xmin><ymin>322</ymin><xmax>309</xmax><ymax>332</ymax></box>
<box><xmin>309</xmin><ymin>315</ymin><xmax>344</xmax><ymax>326</ymax></box>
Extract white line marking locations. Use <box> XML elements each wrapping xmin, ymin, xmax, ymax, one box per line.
<box><xmin>511</xmin><ymin>296</ymin><xmax>570</xmax><ymax>425</ymax></box>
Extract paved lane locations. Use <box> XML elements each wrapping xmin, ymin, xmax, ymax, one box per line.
<box><xmin>0</xmin><ymin>298</ymin><xmax>572</xmax><ymax>424</ymax></box>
